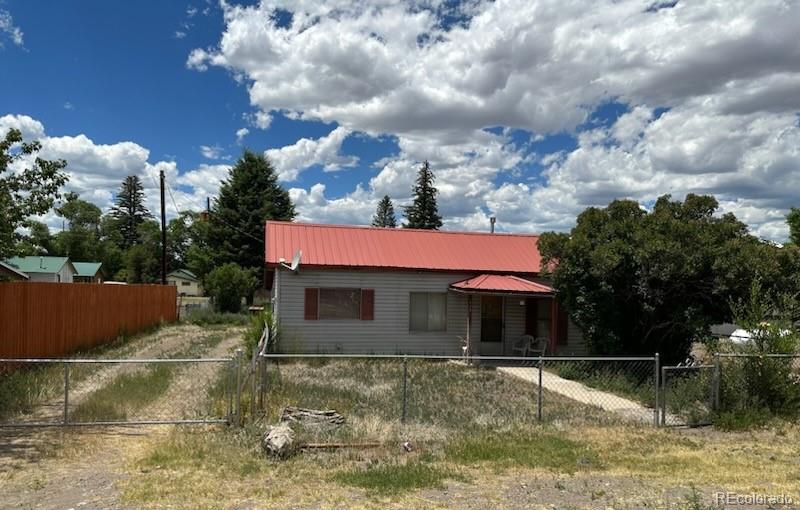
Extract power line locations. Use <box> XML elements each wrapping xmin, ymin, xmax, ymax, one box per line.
<box><xmin>208</xmin><ymin>208</ymin><xmax>264</xmax><ymax>244</ymax></box>
<box><xmin>165</xmin><ymin>181</ymin><xmax>180</xmax><ymax>217</ymax></box>
<box><xmin>158</xmin><ymin>173</ymin><xmax>263</xmax><ymax>244</ymax></box>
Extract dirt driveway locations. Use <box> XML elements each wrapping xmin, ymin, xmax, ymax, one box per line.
<box><xmin>0</xmin><ymin>323</ymin><xmax>244</xmax><ymax>510</ymax></box>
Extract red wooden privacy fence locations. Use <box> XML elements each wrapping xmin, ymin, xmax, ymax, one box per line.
<box><xmin>0</xmin><ymin>282</ymin><xmax>177</xmax><ymax>359</ymax></box>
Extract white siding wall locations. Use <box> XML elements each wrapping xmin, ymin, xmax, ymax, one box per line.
<box><xmin>276</xmin><ymin>269</ymin><xmax>479</xmax><ymax>354</ymax></box>
<box><xmin>58</xmin><ymin>264</ymin><xmax>74</xmax><ymax>283</ymax></box>
<box><xmin>27</xmin><ymin>272</ymin><xmax>57</xmax><ymax>283</ymax></box>
<box><xmin>168</xmin><ymin>278</ymin><xmax>202</xmax><ymax>296</ymax></box>
<box><xmin>274</xmin><ymin>268</ymin><xmax>587</xmax><ymax>356</ymax></box>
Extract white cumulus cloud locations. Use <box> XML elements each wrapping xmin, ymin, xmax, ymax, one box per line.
<box><xmin>187</xmin><ymin>0</ymin><xmax>800</xmax><ymax>240</ymax></box>
<box><xmin>266</xmin><ymin>126</ymin><xmax>358</xmax><ymax>181</ymax></box>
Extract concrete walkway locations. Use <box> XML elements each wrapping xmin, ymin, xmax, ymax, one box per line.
<box><xmin>497</xmin><ymin>366</ymin><xmax>666</xmax><ymax>424</ymax></box>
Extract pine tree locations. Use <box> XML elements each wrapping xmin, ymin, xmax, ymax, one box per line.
<box><xmin>111</xmin><ymin>175</ymin><xmax>151</xmax><ymax>249</ymax></box>
<box><xmin>207</xmin><ymin>151</ymin><xmax>295</xmax><ymax>279</ymax></box>
<box><xmin>403</xmin><ymin>160</ymin><xmax>443</xmax><ymax>229</ymax></box>
<box><xmin>372</xmin><ymin>195</ymin><xmax>397</xmax><ymax>227</ymax></box>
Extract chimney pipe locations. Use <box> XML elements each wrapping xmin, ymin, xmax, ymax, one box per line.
<box><xmin>490</xmin><ymin>217</ymin><xmax>496</xmax><ymax>233</ymax></box>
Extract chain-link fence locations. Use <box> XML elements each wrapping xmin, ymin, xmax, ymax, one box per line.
<box><xmin>254</xmin><ymin>354</ymin><xmax>659</xmax><ymax>444</ymax></box>
<box><xmin>0</xmin><ymin>357</ymin><xmax>235</xmax><ymax>427</ymax></box>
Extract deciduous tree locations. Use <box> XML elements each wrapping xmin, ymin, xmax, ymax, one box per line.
<box><xmin>538</xmin><ymin>194</ymin><xmax>770</xmax><ymax>362</ymax></box>
<box><xmin>0</xmin><ymin>128</ymin><xmax>67</xmax><ymax>258</ymax></box>
<box><xmin>787</xmin><ymin>207</ymin><xmax>800</xmax><ymax>246</ymax></box>
<box><xmin>205</xmin><ymin>263</ymin><xmax>258</xmax><ymax>313</ymax></box>
<box><xmin>54</xmin><ymin>192</ymin><xmax>102</xmax><ymax>261</ymax></box>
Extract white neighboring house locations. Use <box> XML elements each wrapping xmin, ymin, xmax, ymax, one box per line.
<box><xmin>4</xmin><ymin>256</ymin><xmax>76</xmax><ymax>283</ymax></box>
<box><xmin>167</xmin><ymin>269</ymin><xmax>202</xmax><ymax>296</ymax></box>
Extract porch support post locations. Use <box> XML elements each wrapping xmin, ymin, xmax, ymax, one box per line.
<box><xmin>466</xmin><ymin>295</ymin><xmax>473</xmax><ymax>358</ymax></box>
<box><xmin>549</xmin><ymin>297</ymin><xmax>558</xmax><ymax>354</ymax></box>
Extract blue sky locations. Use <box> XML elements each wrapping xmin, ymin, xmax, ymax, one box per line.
<box><xmin>2</xmin><ymin>1</ymin><xmax>799</xmax><ymax>240</ymax></box>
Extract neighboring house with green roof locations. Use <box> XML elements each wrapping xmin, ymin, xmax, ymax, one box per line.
<box><xmin>0</xmin><ymin>261</ymin><xmax>29</xmax><ymax>281</ymax></box>
<box><xmin>73</xmin><ymin>262</ymin><xmax>104</xmax><ymax>283</ymax></box>
<box><xmin>167</xmin><ymin>269</ymin><xmax>202</xmax><ymax>296</ymax></box>
<box><xmin>5</xmin><ymin>256</ymin><xmax>76</xmax><ymax>283</ymax></box>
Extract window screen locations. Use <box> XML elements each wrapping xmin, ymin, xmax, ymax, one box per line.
<box><xmin>319</xmin><ymin>288</ymin><xmax>361</xmax><ymax>320</ymax></box>
<box><xmin>409</xmin><ymin>292</ymin><xmax>447</xmax><ymax>331</ymax></box>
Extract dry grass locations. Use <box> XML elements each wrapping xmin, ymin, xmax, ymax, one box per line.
<box><xmin>115</xmin><ymin>422</ymin><xmax>800</xmax><ymax>509</ymax></box>
<box><xmin>115</xmin><ymin>357</ymin><xmax>800</xmax><ymax>508</ymax></box>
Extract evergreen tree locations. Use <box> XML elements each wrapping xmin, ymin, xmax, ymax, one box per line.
<box><xmin>117</xmin><ymin>220</ymin><xmax>161</xmax><ymax>283</ymax></box>
<box><xmin>403</xmin><ymin>160</ymin><xmax>443</xmax><ymax>229</ymax></box>
<box><xmin>207</xmin><ymin>151</ymin><xmax>295</xmax><ymax>280</ymax></box>
<box><xmin>111</xmin><ymin>175</ymin><xmax>151</xmax><ymax>249</ymax></box>
<box><xmin>372</xmin><ymin>195</ymin><xmax>397</xmax><ymax>227</ymax></box>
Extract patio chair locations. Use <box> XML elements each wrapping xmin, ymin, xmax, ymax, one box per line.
<box><xmin>512</xmin><ymin>335</ymin><xmax>536</xmax><ymax>357</ymax></box>
<box><xmin>529</xmin><ymin>337</ymin><xmax>549</xmax><ymax>357</ymax></box>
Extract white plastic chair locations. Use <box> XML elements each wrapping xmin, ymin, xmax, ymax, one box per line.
<box><xmin>512</xmin><ymin>335</ymin><xmax>536</xmax><ymax>357</ymax></box>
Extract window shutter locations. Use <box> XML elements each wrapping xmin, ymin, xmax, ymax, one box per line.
<box><xmin>557</xmin><ymin>307</ymin><xmax>569</xmax><ymax>345</ymax></box>
<box><xmin>304</xmin><ymin>288</ymin><xmax>319</xmax><ymax>320</ymax></box>
<box><xmin>360</xmin><ymin>289</ymin><xmax>375</xmax><ymax>320</ymax></box>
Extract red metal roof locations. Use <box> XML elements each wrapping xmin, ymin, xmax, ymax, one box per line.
<box><xmin>265</xmin><ymin>221</ymin><xmax>542</xmax><ymax>274</ymax></box>
<box><xmin>450</xmin><ymin>274</ymin><xmax>553</xmax><ymax>294</ymax></box>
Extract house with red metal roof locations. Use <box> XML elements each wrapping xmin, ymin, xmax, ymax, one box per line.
<box><xmin>265</xmin><ymin>221</ymin><xmax>586</xmax><ymax>356</ymax></box>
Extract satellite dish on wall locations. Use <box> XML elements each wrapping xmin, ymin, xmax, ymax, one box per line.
<box><xmin>280</xmin><ymin>250</ymin><xmax>302</xmax><ymax>273</ymax></box>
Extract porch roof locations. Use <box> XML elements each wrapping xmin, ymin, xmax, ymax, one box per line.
<box><xmin>449</xmin><ymin>274</ymin><xmax>554</xmax><ymax>295</ymax></box>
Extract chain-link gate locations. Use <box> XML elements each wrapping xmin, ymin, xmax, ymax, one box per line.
<box><xmin>659</xmin><ymin>364</ymin><xmax>716</xmax><ymax>426</ymax></box>
<box><xmin>0</xmin><ymin>354</ymin><xmax>242</xmax><ymax>428</ymax></box>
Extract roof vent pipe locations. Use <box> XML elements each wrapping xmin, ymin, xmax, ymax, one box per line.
<box><xmin>490</xmin><ymin>217</ymin><xmax>496</xmax><ymax>233</ymax></box>
<box><xmin>40</xmin><ymin>256</ymin><xmax>44</xmax><ymax>269</ymax></box>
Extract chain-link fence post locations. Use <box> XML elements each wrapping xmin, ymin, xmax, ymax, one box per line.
<box><xmin>653</xmin><ymin>353</ymin><xmax>660</xmax><ymax>427</ymax></box>
<box><xmin>401</xmin><ymin>355</ymin><xmax>408</xmax><ymax>424</ymax></box>
<box><xmin>226</xmin><ymin>357</ymin><xmax>234</xmax><ymax>424</ymax></box>
<box><xmin>712</xmin><ymin>353</ymin><xmax>721</xmax><ymax>411</ymax></box>
<box><xmin>537</xmin><ymin>356</ymin><xmax>543</xmax><ymax>422</ymax></box>
<box><xmin>63</xmin><ymin>362</ymin><xmax>70</xmax><ymax>425</ymax></box>
<box><xmin>234</xmin><ymin>348</ymin><xmax>243</xmax><ymax>427</ymax></box>
<box><xmin>660</xmin><ymin>366</ymin><xmax>667</xmax><ymax>426</ymax></box>
<box><xmin>258</xmin><ymin>355</ymin><xmax>267</xmax><ymax>411</ymax></box>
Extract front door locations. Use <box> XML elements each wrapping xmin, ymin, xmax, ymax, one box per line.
<box><xmin>480</xmin><ymin>296</ymin><xmax>503</xmax><ymax>350</ymax></box>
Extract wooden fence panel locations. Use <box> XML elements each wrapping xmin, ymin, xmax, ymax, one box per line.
<box><xmin>0</xmin><ymin>282</ymin><xmax>178</xmax><ymax>359</ymax></box>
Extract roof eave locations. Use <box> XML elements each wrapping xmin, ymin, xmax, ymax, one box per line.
<box><xmin>448</xmin><ymin>287</ymin><xmax>554</xmax><ymax>297</ymax></box>
<box><xmin>265</xmin><ymin>262</ymin><xmax>540</xmax><ymax>275</ymax></box>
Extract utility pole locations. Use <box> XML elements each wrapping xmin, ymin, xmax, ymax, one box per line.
<box><xmin>160</xmin><ymin>169</ymin><xmax>167</xmax><ymax>285</ymax></box>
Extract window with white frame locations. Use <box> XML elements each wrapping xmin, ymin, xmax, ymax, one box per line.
<box><xmin>409</xmin><ymin>292</ymin><xmax>447</xmax><ymax>331</ymax></box>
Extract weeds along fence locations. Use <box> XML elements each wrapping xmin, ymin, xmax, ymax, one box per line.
<box><xmin>715</xmin><ymin>353</ymin><xmax>800</xmax><ymax>421</ymax></box>
<box><xmin>660</xmin><ymin>353</ymin><xmax>800</xmax><ymax>427</ymax></box>
<box><xmin>247</xmin><ymin>354</ymin><xmax>659</xmax><ymax>443</ymax></box>
<box><xmin>0</xmin><ymin>282</ymin><xmax>178</xmax><ymax>359</ymax></box>
<box><xmin>0</xmin><ymin>356</ymin><xmax>237</xmax><ymax>427</ymax></box>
